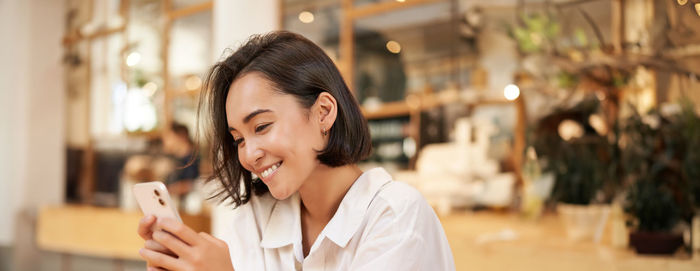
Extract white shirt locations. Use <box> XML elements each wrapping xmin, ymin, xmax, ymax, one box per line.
<box><xmin>221</xmin><ymin>167</ymin><xmax>455</xmax><ymax>271</ymax></box>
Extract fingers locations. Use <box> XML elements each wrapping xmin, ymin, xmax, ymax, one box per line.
<box><xmin>139</xmin><ymin>248</ymin><xmax>182</xmax><ymax>271</ymax></box>
<box><xmin>198</xmin><ymin>232</ymin><xmax>226</xmax><ymax>248</ymax></box>
<box><xmin>144</xmin><ymin>240</ymin><xmax>174</xmax><ymax>256</ymax></box>
<box><xmin>198</xmin><ymin>232</ymin><xmax>217</xmax><ymax>243</ymax></box>
<box><xmin>153</xmin><ymin>230</ymin><xmax>190</xmax><ymax>256</ymax></box>
<box><xmin>147</xmin><ymin>267</ymin><xmax>169</xmax><ymax>271</ymax></box>
<box><xmin>138</xmin><ymin>215</ymin><xmax>157</xmax><ymax>240</ymax></box>
<box><xmin>157</xmin><ymin>218</ymin><xmax>200</xmax><ymax>246</ymax></box>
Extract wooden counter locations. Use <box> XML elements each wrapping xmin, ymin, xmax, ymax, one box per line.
<box><xmin>36</xmin><ymin>205</ymin><xmax>699</xmax><ymax>270</ymax></box>
<box><xmin>36</xmin><ymin>205</ymin><xmax>210</xmax><ymax>260</ymax></box>
<box><xmin>440</xmin><ymin>211</ymin><xmax>700</xmax><ymax>271</ymax></box>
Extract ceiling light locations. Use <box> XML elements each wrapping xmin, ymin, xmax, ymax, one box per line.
<box><xmin>504</xmin><ymin>84</ymin><xmax>520</xmax><ymax>101</ymax></box>
<box><xmin>299</xmin><ymin>11</ymin><xmax>314</xmax><ymax>23</ymax></box>
<box><xmin>185</xmin><ymin>76</ymin><xmax>202</xmax><ymax>91</ymax></box>
<box><xmin>386</xmin><ymin>40</ymin><xmax>401</xmax><ymax>54</ymax></box>
<box><xmin>126</xmin><ymin>52</ymin><xmax>141</xmax><ymax>67</ymax></box>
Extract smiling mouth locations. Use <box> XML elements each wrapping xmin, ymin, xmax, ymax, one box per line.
<box><xmin>260</xmin><ymin>161</ymin><xmax>282</xmax><ymax>179</ymax></box>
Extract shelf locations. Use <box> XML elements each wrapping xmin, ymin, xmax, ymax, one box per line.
<box><xmin>349</xmin><ymin>0</ymin><xmax>445</xmax><ymax>19</ymax></box>
<box><xmin>361</xmin><ymin>91</ymin><xmax>514</xmax><ymax>120</ymax></box>
<box><xmin>371</xmin><ymin>136</ymin><xmax>407</xmax><ymax>143</ymax></box>
<box><xmin>362</xmin><ymin>100</ymin><xmax>414</xmax><ymax>119</ymax></box>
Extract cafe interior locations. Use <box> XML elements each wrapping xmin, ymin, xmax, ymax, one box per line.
<box><xmin>1</xmin><ymin>0</ymin><xmax>700</xmax><ymax>270</ymax></box>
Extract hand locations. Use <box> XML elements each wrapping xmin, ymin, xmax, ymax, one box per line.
<box><xmin>137</xmin><ymin>215</ymin><xmax>176</xmax><ymax>257</ymax></box>
<box><xmin>138</xmin><ymin>218</ymin><xmax>235</xmax><ymax>271</ymax></box>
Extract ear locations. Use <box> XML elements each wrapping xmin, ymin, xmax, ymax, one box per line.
<box><xmin>313</xmin><ymin>92</ymin><xmax>338</xmax><ymax>133</ymax></box>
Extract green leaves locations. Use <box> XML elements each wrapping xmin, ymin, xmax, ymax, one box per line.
<box><xmin>621</xmin><ymin>102</ymin><xmax>700</xmax><ymax>232</ymax></box>
<box><xmin>512</xmin><ymin>13</ymin><xmax>561</xmax><ymax>54</ymax></box>
<box><xmin>625</xmin><ymin>178</ymin><xmax>680</xmax><ymax>232</ymax></box>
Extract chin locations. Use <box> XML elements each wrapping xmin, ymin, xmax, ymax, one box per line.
<box><xmin>268</xmin><ymin>187</ymin><xmax>294</xmax><ymax>200</ymax></box>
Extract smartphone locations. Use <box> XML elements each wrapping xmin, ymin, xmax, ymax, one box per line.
<box><xmin>133</xmin><ymin>181</ymin><xmax>182</xmax><ymax>223</ymax></box>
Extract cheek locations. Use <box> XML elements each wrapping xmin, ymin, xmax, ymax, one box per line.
<box><xmin>236</xmin><ymin>148</ymin><xmax>250</xmax><ymax>171</ymax></box>
<box><xmin>273</xmin><ymin>122</ymin><xmax>319</xmax><ymax>157</ymax></box>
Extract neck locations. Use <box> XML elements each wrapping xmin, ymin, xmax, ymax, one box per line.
<box><xmin>298</xmin><ymin>164</ymin><xmax>362</xmax><ymax>224</ymax></box>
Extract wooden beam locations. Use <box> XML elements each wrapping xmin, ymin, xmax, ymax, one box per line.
<box><xmin>340</xmin><ymin>0</ymin><xmax>355</xmax><ymax>92</ymax></box>
<box><xmin>662</xmin><ymin>44</ymin><xmax>700</xmax><ymax>59</ymax></box>
<box><xmin>62</xmin><ymin>0</ymin><xmax>130</xmax><ymax>46</ymax></box>
<box><xmin>611</xmin><ymin>0</ymin><xmax>624</xmax><ymax>55</ymax></box>
<box><xmin>349</xmin><ymin>0</ymin><xmax>444</xmax><ymax>19</ymax></box>
<box><xmin>62</xmin><ymin>26</ymin><xmax>126</xmax><ymax>46</ymax></box>
<box><xmin>163</xmin><ymin>0</ymin><xmax>173</xmax><ymax>129</ymax></box>
<box><xmin>279</xmin><ymin>0</ymin><xmax>285</xmax><ymax>29</ymax></box>
<box><xmin>361</xmin><ymin>93</ymin><xmax>512</xmax><ymax>120</ymax></box>
<box><xmin>362</xmin><ymin>101</ymin><xmax>411</xmax><ymax>119</ymax></box>
<box><xmin>512</xmin><ymin>95</ymin><xmax>527</xmax><ymax>188</ymax></box>
<box><xmin>168</xmin><ymin>1</ymin><xmax>213</xmax><ymax>20</ymax></box>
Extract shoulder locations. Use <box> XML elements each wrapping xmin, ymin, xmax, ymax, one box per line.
<box><xmin>351</xmin><ymin>177</ymin><xmax>455</xmax><ymax>270</ymax></box>
<box><xmin>364</xmin><ymin>179</ymin><xmax>440</xmax><ymax>235</ymax></box>
<box><xmin>374</xmin><ymin>180</ymin><xmax>427</xmax><ymax>214</ymax></box>
<box><xmin>374</xmin><ymin>179</ymin><xmax>431</xmax><ymax>215</ymax></box>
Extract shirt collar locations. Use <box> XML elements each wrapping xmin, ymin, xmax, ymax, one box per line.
<box><xmin>258</xmin><ymin>167</ymin><xmax>393</xmax><ymax>249</ymax></box>
<box><xmin>259</xmin><ymin>193</ymin><xmax>301</xmax><ymax>249</ymax></box>
<box><xmin>320</xmin><ymin>168</ymin><xmax>393</xmax><ymax>247</ymax></box>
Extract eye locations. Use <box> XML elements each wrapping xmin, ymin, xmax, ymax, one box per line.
<box><xmin>255</xmin><ymin>123</ymin><xmax>272</xmax><ymax>133</ymax></box>
<box><xmin>232</xmin><ymin>136</ymin><xmax>244</xmax><ymax>146</ymax></box>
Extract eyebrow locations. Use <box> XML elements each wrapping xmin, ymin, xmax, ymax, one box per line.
<box><xmin>228</xmin><ymin>109</ymin><xmax>272</xmax><ymax>131</ymax></box>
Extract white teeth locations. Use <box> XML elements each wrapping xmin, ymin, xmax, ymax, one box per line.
<box><xmin>260</xmin><ymin>162</ymin><xmax>281</xmax><ymax>178</ymax></box>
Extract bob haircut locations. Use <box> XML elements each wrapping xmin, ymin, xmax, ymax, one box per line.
<box><xmin>199</xmin><ymin>31</ymin><xmax>372</xmax><ymax>207</ymax></box>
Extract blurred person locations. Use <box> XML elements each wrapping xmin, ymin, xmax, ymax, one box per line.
<box><xmin>162</xmin><ymin>122</ymin><xmax>200</xmax><ymax>200</ymax></box>
<box><xmin>137</xmin><ymin>31</ymin><xmax>455</xmax><ymax>271</ymax></box>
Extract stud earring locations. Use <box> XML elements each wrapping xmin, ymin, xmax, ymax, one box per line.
<box><xmin>322</xmin><ymin>128</ymin><xmax>328</xmax><ymax>136</ymax></box>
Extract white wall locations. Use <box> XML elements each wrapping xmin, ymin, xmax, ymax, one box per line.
<box><xmin>213</xmin><ymin>0</ymin><xmax>279</xmax><ymax>62</ymax></box>
<box><xmin>210</xmin><ymin>0</ymin><xmax>279</xmax><ymax>239</ymax></box>
<box><xmin>0</xmin><ymin>0</ymin><xmax>65</xmax><ymax>246</ymax></box>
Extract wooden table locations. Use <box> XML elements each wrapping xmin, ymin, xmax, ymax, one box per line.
<box><xmin>440</xmin><ymin>211</ymin><xmax>700</xmax><ymax>271</ymax></box>
<box><xmin>36</xmin><ymin>205</ymin><xmax>700</xmax><ymax>270</ymax></box>
<box><xmin>36</xmin><ymin>205</ymin><xmax>210</xmax><ymax>261</ymax></box>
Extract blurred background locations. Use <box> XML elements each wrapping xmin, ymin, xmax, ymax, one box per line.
<box><xmin>1</xmin><ymin>0</ymin><xmax>700</xmax><ymax>270</ymax></box>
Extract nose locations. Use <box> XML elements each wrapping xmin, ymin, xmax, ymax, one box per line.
<box><xmin>241</xmin><ymin>139</ymin><xmax>264</xmax><ymax>169</ymax></box>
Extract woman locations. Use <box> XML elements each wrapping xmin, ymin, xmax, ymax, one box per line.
<box><xmin>137</xmin><ymin>31</ymin><xmax>455</xmax><ymax>271</ymax></box>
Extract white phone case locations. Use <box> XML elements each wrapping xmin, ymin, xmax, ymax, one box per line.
<box><xmin>133</xmin><ymin>181</ymin><xmax>183</xmax><ymax>222</ymax></box>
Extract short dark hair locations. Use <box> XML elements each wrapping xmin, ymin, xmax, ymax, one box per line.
<box><xmin>198</xmin><ymin>31</ymin><xmax>372</xmax><ymax>207</ymax></box>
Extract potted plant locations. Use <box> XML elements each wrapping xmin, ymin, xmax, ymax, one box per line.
<box><xmin>532</xmin><ymin>97</ymin><xmax>621</xmax><ymax>241</ymax></box>
<box><xmin>625</xmin><ymin>177</ymin><xmax>683</xmax><ymax>254</ymax></box>
<box><xmin>621</xmin><ymin>103</ymin><xmax>699</xmax><ymax>254</ymax></box>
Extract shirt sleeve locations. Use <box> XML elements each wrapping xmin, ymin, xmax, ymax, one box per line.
<box><xmin>348</xmin><ymin>195</ymin><xmax>455</xmax><ymax>271</ymax></box>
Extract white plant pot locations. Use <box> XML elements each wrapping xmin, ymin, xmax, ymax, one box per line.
<box><xmin>557</xmin><ymin>203</ymin><xmax>611</xmax><ymax>243</ymax></box>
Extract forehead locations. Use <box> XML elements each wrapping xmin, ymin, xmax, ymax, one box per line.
<box><xmin>227</xmin><ymin>72</ymin><xmax>277</xmax><ymax>103</ymax></box>
<box><xmin>225</xmin><ymin>72</ymin><xmax>289</xmax><ymax>126</ymax></box>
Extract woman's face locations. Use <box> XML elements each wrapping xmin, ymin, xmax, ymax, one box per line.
<box><xmin>225</xmin><ymin>72</ymin><xmax>325</xmax><ymax>200</ymax></box>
